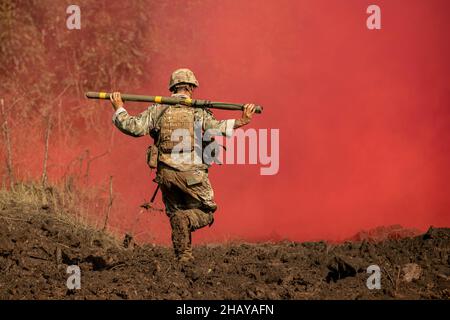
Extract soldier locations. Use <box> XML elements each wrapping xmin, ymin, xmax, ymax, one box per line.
<box><xmin>110</xmin><ymin>68</ymin><xmax>256</xmax><ymax>262</ymax></box>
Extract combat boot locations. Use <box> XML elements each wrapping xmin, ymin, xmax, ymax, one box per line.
<box><xmin>170</xmin><ymin>211</ymin><xmax>194</xmax><ymax>262</ymax></box>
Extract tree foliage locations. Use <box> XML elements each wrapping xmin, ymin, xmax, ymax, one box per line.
<box><xmin>0</xmin><ymin>0</ymin><xmax>151</xmax><ymax>114</ymax></box>
<box><xmin>0</xmin><ymin>0</ymin><xmax>153</xmax><ymax>182</ymax></box>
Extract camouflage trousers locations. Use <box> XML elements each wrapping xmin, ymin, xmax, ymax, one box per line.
<box><xmin>156</xmin><ymin>166</ymin><xmax>217</xmax><ymax>261</ymax></box>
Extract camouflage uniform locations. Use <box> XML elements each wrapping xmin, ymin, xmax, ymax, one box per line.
<box><xmin>113</xmin><ymin>88</ymin><xmax>235</xmax><ymax>261</ymax></box>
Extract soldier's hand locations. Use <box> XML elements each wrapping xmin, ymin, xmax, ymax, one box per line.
<box><xmin>242</xmin><ymin>104</ymin><xmax>256</xmax><ymax>124</ymax></box>
<box><xmin>110</xmin><ymin>92</ymin><xmax>124</xmax><ymax>110</ymax></box>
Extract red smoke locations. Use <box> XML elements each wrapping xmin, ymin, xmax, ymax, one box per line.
<box><xmin>21</xmin><ymin>0</ymin><xmax>450</xmax><ymax>244</ymax></box>
<box><xmin>91</xmin><ymin>0</ymin><xmax>449</xmax><ymax>244</ymax></box>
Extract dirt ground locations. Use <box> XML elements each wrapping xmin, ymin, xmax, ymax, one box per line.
<box><xmin>0</xmin><ymin>206</ymin><xmax>449</xmax><ymax>300</ymax></box>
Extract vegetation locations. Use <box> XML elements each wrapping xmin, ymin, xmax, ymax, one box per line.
<box><xmin>0</xmin><ymin>0</ymin><xmax>153</xmax><ymax>232</ymax></box>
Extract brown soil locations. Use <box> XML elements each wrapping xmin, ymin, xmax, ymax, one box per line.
<box><xmin>0</xmin><ymin>207</ymin><xmax>449</xmax><ymax>300</ymax></box>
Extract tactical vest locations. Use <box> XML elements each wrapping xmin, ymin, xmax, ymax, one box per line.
<box><xmin>158</xmin><ymin>106</ymin><xmax>196</xmax><ymax>153</ymax></box>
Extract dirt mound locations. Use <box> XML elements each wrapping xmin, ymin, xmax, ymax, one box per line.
<box><xmin>0</xmin><ymin>206</ymin><xmax>449</xmax><ymax>299</ymax></box>
<box><xmin>348</xmin><ymin>225</ymin><xmax>422</xmax><ymax>242</ymax></box>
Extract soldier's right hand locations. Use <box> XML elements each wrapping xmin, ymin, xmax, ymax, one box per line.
<box><xmin>110</xmin><ymin>92</ymin><xmax>124</xmax><ymax>110</ymax></box>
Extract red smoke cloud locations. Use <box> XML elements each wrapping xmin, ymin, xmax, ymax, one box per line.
<box><xmin>79</xmin><ymin>0</ymin><xmax>450</xmax><ymax>244</ymax></box>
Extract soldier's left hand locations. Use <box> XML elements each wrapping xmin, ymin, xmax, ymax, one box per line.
<box><xmin>242</xmin><ymin>104</ymin><xmax>256</xmax><ymax>123</ymax></box>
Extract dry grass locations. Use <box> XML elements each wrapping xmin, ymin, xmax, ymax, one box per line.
<box><xmin>0</xmin><ymin>180</ymin><xmax>121</xmax><ymax>248</ymax></box>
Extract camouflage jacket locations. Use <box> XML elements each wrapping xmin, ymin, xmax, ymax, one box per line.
<box><xmin>113</xmin><ymin>93</ymin><xmax>235</xmax><ymax>171</ymax></box>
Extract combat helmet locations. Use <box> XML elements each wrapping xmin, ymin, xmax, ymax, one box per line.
<box><xmin>168</xmin><ymin>68</ymin><xmax>199</xmax><ymax>91</ymax></box>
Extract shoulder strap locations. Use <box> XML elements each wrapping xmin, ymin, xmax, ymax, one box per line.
<box><xmin>154</xmin><ymin>105</ymin><xmax>170</xmax><ymax>146</ymax></box>
<box><xmin>157</xmin><ymin>105</ymin><xmax>170</xmax><ymax>123</ymax></box>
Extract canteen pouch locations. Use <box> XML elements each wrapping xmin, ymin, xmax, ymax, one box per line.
<box><xmin>146</xmin><ymin>145</ymin><xmax>159</xmax><ymax>169</ymax></box>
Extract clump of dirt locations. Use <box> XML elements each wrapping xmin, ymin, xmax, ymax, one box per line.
<box><xmin>0</xmin><ymin>206</ymin><xmax>448</xmax><ymax>300</ymax></box>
